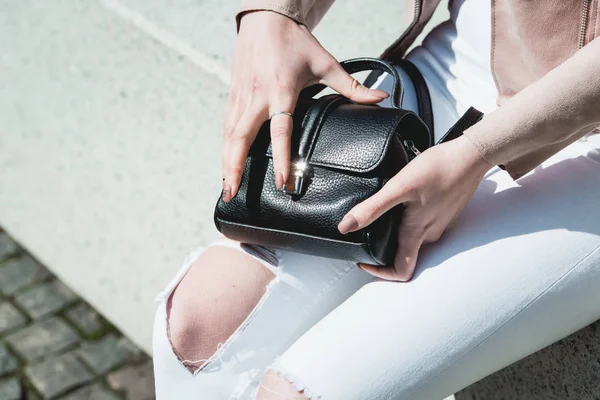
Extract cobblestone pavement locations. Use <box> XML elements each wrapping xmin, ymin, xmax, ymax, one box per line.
<box><xmin>0</xmin><ymin>230</ymin><xmax>155</xmax><ymax>399</ymax></box>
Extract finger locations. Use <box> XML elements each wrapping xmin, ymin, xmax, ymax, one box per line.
<box><xmin>358</xmin><ymin>228</ymin><xmax>424</xmax><ymax>281</ymax></box>
<box><xmin>319</xmin><ymin>59</ymin><xmax>389</xmax><ymax>104</ymax></box>
<box><xmin>338</xmin><ymin>177</ymin><xmax>416</xmax><ymax>234</ymax></box>
<box><xmin>223</xmin><ymin>106</ymin><xmax>268</xmax><ymax>202</ymax></box>
<box><xmin>269</xmin><ymin>94</ymin><xmax>298</xmax><ymax>190</ymax></box>
<box><xmin>357</xmin><ymin>262</ymin><xmax>398</xmax><ymax>281</ymax></box>
<box><xmin>222</xmin><ymin>89</ymin><xmax>244</xmax><ymax>179</ymax></box>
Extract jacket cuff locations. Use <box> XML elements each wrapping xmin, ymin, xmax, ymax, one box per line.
<box><xmin>464</xmin><ymin>118</ymin><xmax>599</xmax><ymax>180</ymax></box>
<box><xmin>462</xmin><ymin>122</ymin><xmax>505</xmax><ymax>168</ymax></box>
<box><xmin>235</xmin><ymin>2</ymin><xmax>307</xmax><ymax>32</ymax></box>
<box><xmin>462</xmin><ymin>38</ymin><xmax>600</xmax><ymax>181</ymax></box>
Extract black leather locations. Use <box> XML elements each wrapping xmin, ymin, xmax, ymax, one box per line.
<box><xmin>436</xmin><ymin>106</ymin><xmax>484</xmax><ymax>144</ymax></box>
<box><xmin>214</xmin><ymin>58</ymin><xmax>482</xmax><ymax>266</ymax></box>
<box><xmin>396</xmin><ymin>59</ymin><xmax>434</xmax><ymax>145</ymax></box>
<box><xmin>265</xmin><ymin>97</ymin><xmax>425</xmax><ymax>173</ymax></box>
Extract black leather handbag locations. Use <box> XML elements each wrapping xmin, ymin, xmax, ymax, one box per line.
<box><xmin>214</xmin><ymin>57</ymin><xmax>482</xmax><ymax>266</ymax></box>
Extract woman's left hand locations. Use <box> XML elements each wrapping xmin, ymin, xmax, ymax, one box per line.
<box><xmin>338</xmin><ymin>135</ymin><xmax>493</xmax><ymax>281</ymax></box>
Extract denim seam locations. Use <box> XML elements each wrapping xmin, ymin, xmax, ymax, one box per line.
<box><xmin>404</xmin><ymin>241</ymin><xmax>600</xmax><ymax>400</ymax></box>
<box><xmin>295</xmin><ymin>263</ymin><xmax>356</xmax><ymax>316</ymax></box>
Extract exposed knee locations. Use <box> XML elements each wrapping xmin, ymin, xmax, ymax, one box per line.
<box><xmin>257</xmin><ymin>368</ymin><xmax>310</xmax><ymax>399</ymax></box>
<box><xmin>166</xmin><ymin>245</ymin><xmax>276</xmax><ymax>372</ymax></box>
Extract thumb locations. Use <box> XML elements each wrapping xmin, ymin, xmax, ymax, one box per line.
<box><xmin>338</xmin><ymin>177</ymin><xmax>414</xmax><ymax>235</ymax></box>
<box><xmin>391</xmin><ymin>227</ymin><xmax>424</xmax><ymax>281</ymax></box>
<box><xmin>321</xmin><ymin>62</ymin><xmax>389</xmax><ymax>104</ymax></box>
<box><xmin>358</xmin><ymin>227</ymin><xmax>424</xmax><ymax>281</ymax></box>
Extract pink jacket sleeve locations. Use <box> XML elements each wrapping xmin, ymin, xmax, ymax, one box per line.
<box><xmin>463</xmin><ymin>36</ymin><xmax>600</xmax><ymax>180</ymax></box>
<box><xmin>235</xmin><ymin>0</ymin><xmax>337</xmax><ymax>31</ymax></box>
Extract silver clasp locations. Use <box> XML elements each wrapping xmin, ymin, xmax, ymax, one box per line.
<box><xmin>281</xmin><ymin>161</ymin><xmax>307</xmax><ymax>195</ymax></box>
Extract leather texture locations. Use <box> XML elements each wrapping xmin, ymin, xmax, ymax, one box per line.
<box><xmin>396</xmin><ymin>59</ymin><xmax>434</xmax><ymax>142</ymax></box>
<box><xmin>265</xmin><ymin>97</ymin><xmax>426</xmax><ymax>173</ymax></box>
<box><xmin>214</xmin><ymin>58</ymin><xmax>479</xmax><ymax>266</ymax></box>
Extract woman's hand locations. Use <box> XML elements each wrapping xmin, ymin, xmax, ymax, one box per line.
<box><xmin>338</xmin><ymin>135</ymin><xmax>493</xmax><ymax>281</ymax></box>
<box><xmin>222</xmin><ymin>11</ymin><xmax>389</xmax><ymax>202</ymax></box>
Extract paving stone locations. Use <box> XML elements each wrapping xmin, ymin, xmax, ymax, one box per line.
<box><xmin>0</xmin><ymin>377</ymin><xmax>22</xmax><ymax>400</ymax></box>
<box><xmin>0</xmin><ymin>255</ymin><xmax>51</xmax><ymax>296</ymax></box>
<box><xmin>65</xmin><ymin>302</ymin><xmax>106</xmax><ymax>336</ymax></box>
<box><xmin>15</xmin><ymin>280</ymin><xmax>77</xmax><ymax>319</ymax></box>
<box><xmin>25</xmin><ymin>389</ymin><xmax>42</xmax><ymax>400</ymax></box>
<box><xmin>79</xmin><ymin>334</ymin><xmax>141</xmax><ymax>374</ymax></box>
<box><xmin>0</xmin><ymin>301</ymin><xmax>27</xmax><ymax>335</ymax></box>
<box><xmin>0</xmin><ymin>233</ymin><xmax>19</xmax><ymax>262</ymax></box>
<box><xmin>107</xmin><ymin>361</ymin><xmax>155</xmax><ymax>400</ymax></box>
<box><xmin>58</xmin><ymin>383</ymin><xmax>121</xmax><ymax>400</ymax></box>
<box><xmin>5</xmin><ymin>317</ymin><xmax>79</xmax><ymax>361</ymax></box>
<box><xmin>0</xmin><ymin>343</ymin><xmax>18</xmax><ymax>376</ymax></box>
<box><xmin>78</xmin><ymin>333</ymin><xmax>142</xmax><ymax>375</ymax></box>
<box><xmin>26</xmin><ymin>351</ymin><xmax>93</xmax><ymax>399</ymax></box>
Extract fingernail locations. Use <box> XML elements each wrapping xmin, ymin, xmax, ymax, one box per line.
<box><xmin>222</xmin><ymin>183</ymin><xmax>232</xmax><ymax>202</ymax></box>
<box><xmin>368</xmin><ymin>89</ymin><xmax>389</xmax><ymax>99</ymax></box>
<box><xmin>338</xmin><ymin>214</ymin><xmax>359</xmax><ymax>234</ymax></box>
<box><xmin>275</xmin><ymin>172</ymin><xmax>284</xmax><ymax>190</ymax></box>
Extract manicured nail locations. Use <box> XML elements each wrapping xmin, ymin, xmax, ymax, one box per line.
<box><xmin>275</xmin><ymin>172</ymin><xmax>284</xmax><ymax>190</ymax></box>
<box><xmin>222</xmin><ymin>183</ymin><xmax>232</xmax><ymax>202</ymax></box>
<box><xmin>368</xmin><ymin>89</ymin><xmax>389</xmax><ymax>99</ymax></box>
<box><xmin>338</xmin><ymin>214</ymin><xmax>358</xmax><ymax>234</ymax></box>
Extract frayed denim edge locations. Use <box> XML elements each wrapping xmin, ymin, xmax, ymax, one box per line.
<box><xmin>263</xmin><ymin>357</ymin><xmax>323</xmax><ymax>400</ymax></box>
<box><xmin>155</xmin><ymin>241</ymin><xmax>282</xmax><ymax>377</ymax></box>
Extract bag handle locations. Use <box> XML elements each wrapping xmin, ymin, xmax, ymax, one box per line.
<box><xmin>299</xmin><ymin>57</ymin><xmax>404</xmax><ymax>109</ymax></box>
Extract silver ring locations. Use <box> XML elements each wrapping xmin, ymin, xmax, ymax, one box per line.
<box><xmin>269</xmin><ymin>111</ymin><xmax>293</xmax><ymax>119</ymax></box>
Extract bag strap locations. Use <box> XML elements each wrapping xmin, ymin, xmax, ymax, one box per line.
<box><xmin>436</xmin><ymin>106</ymin><xmax>484</xmax><ymax>145</ymax></box>
<box><xmin>299</xmin><ymin>58</ymin><xmax>482</xmax><ymax>149</ymax></box>
<box><xmin>394</xmin><ymin>59</ymin><xmax>434</xmax><ymax>141</ymax></box>
<box><xmin>300</xmin><ymin>57</ymin><xmax>404</xmax><ymax>109</ymax></box>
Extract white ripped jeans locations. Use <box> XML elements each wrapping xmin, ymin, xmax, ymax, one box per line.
<box><xmin>152</xmin><ymin>63</ymin><xmax>600</xmax><ymax>399</ymax></box>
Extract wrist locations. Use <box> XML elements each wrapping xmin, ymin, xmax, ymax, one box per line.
<box><xmin>455</xmin><ymin>135</ymin><xmax>494</xmax><ymax>176</ymax></box>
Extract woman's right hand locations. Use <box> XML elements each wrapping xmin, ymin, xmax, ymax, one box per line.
<box><xmin>221</xmin><ymin>10</ymin><xmax>389</xmax><ymax>202</ymax></box>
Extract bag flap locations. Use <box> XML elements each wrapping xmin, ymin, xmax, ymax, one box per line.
<box><xmin>263</xmin><ymin>96</ymin><xmax>429</xmax><ymax>173</ymax></box>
